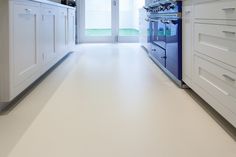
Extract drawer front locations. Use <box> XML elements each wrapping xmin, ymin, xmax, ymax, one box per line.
<box><xmin>194</xmin><ymin>0</ymin><xmax>236</xmax><ymax>20</ymax></box>
<box><xmin>150</xmin><ymin>45</ymin><xmax>166</xmax><ymax>67</ymax></box>
<box><xmin>193</xmin><ymin>55</ymin><xmax>236</xmax><ymax>115</ymax></box>
<box><xmin>194</xmin><ymin>23</ymin><xmax>236</xmax><ymax>67</ymax></box>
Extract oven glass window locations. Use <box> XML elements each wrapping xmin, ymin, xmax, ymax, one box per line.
<box><xmin>151</xmin><ymin>20</ymin><xmax>166</xmax><ymax>49</ymax></box>
<box><xmin>166</xmin><ymin>20</ymin><xmax>179</xmax><ymax>43</ymax></box>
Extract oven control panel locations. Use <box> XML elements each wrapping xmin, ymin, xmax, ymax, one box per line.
<box><xmin>147</xmin><ymin>1</ymin><xmax>182</xmax><ymax>14</ymax></box>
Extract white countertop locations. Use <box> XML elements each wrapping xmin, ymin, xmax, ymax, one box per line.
<box><xmin>32</xmin><ymin>0</ymin><xmax>75</xmax><ymax>8</ymax></box>
<box><xmin>10</xmin><ymin>0</ymin><xmax>76</xmax><ymax>9</ymax></box>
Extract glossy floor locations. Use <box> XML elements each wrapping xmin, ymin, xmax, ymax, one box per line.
<box><xmin>0</xmin><ymin>44</ymin><xmax>235</xmax><ymax>157</ymax></box>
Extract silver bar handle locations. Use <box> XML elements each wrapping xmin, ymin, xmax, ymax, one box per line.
<box><xmin>185</xmin><ymin>11</ymin><xmax>191</xmax><ymax>14</ymax></box>
<box><xmin>25</xmin><ymin>8</ymin><xmax>32</xmax><ymax>12</ymax></box>
<box><xmin>222</xmin><ymin>31</ymin><xmax>236</xmax><ymax>35</ymax></box>
<box><xmin>223</xmin><ymin>74</ymin><xmax>235</xmax><ymax>82</ymax></box>
<box><xmin>222</xmin><ymin>8</ymin><xmax>235</xmax><ymax>11</ymax></box>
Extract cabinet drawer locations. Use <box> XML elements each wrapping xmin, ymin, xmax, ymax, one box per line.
<box><xmin>194</xmin><ymin>0</ymin><xmax>236</xmax><ymax>20</ymax></box>
<box><xmin>194</xmin><ymin>23</ymin><xmax>236</xmax><ymax>67</ymax></box>
<box><xmin>193</xmin><ymin>55</ymin><xmax>236</xmax><ymax>115</ymax></box>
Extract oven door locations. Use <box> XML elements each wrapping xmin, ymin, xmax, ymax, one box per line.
<box><xmin>149</xmin><ymin>18</ymin><xmax>166</xmax><ymax>67</ymax></box>
<box><xmin>165</xmin><ymin>18</ymin><xmax>182</xmax><ymax>80</ymax></box>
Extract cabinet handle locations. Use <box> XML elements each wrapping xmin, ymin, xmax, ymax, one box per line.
<box><xmin>222</xmin><ymin>8</ymin><xmax>235</xmax><ymax>11</ymax></box>
<box><xmin>222</xmin><ymin>31</ymin><xmax>236</xmax><ymax>35</ymax></box>
<box><xmin>25</xmin><ymin>8</ymin><xmax>32</xmax><ymax>12</ymax></box>
<box><xmin>222</xmin><ymin>74</ymin><xmax>235</xmax><ymax>82</ymax></box>
<box><xmin>185</xmin><ymin>11</ymin><xmax>191</xmax><ymax>14</ymax></box>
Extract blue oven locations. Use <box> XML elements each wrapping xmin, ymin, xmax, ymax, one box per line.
<box><xmin>147</xmin><ymin>1</ymin><xmax>183</xmax><ymax>86</ymax></box>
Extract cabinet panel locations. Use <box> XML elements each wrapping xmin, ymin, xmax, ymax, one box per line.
<box><xmin>182</xmin><ymin>5</ymin><xmax>193</xmax><ymax>85</ymax></box>
<box><xmin>194</xmin><ymin>23</ymin><xmax>236</xmax><ymax>68</ymax></box>
<box><xmin>194</xmin><ymin>0</ymin><xmax>236</xmax><ymax>20</ymax></box>
<box><xmin>40</xmin><ymin>7</ymin><xmax>56</xmax><ymax>65</ymax></box>
<box><xmin>13</xmin><ymin>3</ymin><xmax>40</xmax><ymax>86</ymax></box>
<box><xmin>193</xmin><ymin>55</ymin><xmax>236</xmax><ymax>118</ymax></box>
<box><xmin>56</xmin><ymin>8</ymin><xmax>67</xmax><ymax>55</ymax></box>
<box><xmin>68</xmin><ymin>9</ymin><xmax>76</xmax><ymax>48</ymax></box>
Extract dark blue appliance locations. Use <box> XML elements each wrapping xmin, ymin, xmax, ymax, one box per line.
<box><xmin>147</xmin><ymin>0</ymin><xmax>183</xmax><ymax>86</ymax></box>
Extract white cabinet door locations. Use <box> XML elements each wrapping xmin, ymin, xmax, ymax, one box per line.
<box><xmin>182</xmin><ymin>5</ymin><xmax>193</xmax><ymax>86</ymax></box>
<box><xmin>56</xmin><ymin>8</ymin><xmax>67</xmax><ymax>56</ymax></box>
<box><xmin>67</xmin><ymin>9</ymin><xmax>76</xmax><ymax>48</ymax></box>
<box><xmin>12</xmin><ymin>3</ymin><xmax>41</xmax><ymax>86</ymax></box>
<box><xmin>194</xmin><ymin>23</ymin><xmax>236</xmax><ymax>68</ymax></box>
<box><xmin>40</xmin><ymin>6</ymin><xmax>56</xmax><ymax>66</ymax></box>
<box><xmin>193</xmin><ymin>55</ymin><xmax>236</xmax><ymax>127</ymax></box>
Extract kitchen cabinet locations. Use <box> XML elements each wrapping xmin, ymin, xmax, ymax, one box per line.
<box><xmin>0</xmin><ymin>0</ymin><xmax>76</xmax><ymax>109</ymax></box>
<box><xmin>182</xmin><ymin>0</ymin><xmax>236</xmax><ymax>127</ymax></box>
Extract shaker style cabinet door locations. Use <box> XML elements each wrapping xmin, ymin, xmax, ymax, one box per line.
<box><xmin>56</xmin><ymin>8</ymin><xmax>67</xmax><ymax>55</ymax></box>
<box><xmin>40</xmin><ymin>6</ymin><xmax>56</xmax><ymax>66</ymax></box>
<box><xmin>12</xmin><ymin>3</ymin><xmax>41</xmax><ymax>86</ymax></box>
<box><xmin>67</xmin><ymin>9</ymin><xmax>76</xmax><ymax>48</ymax></box>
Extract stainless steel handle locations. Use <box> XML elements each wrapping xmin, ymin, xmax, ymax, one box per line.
<box><xmin>185</xmin><ymin>11</ymin><xmax>191</xmax><ymax>14</ymax></box>
<box><xmin>150</xmin><ymin>19</ymin><xmax>159</xmax><ymax>22</ymax></box>
<box><xmin>25</xmin><ymin>8</ymin><xmax>32</xmax><ymax>12</ymax></box>
<box><xmin>223</xmin><ymin>74</ymin><xmax>235</xmax><ymax>82</ymax></box>
<box><xmin>164</xmin><ymin>20</ymin><xmax>171</xmax><ymax>24</ymax></box>
<box><xmin>222</xmin><ymin>8</ymin><xmax>235</xmax><ymax>11</ymax></box>
<box><xmin>222</xmin><ymin>31</ymin><xmax>236</xmax><ymax>35</ymax></box>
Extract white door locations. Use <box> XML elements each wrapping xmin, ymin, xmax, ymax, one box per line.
<box><xmin>79</xmin><ymin>0</ymin><xmax>117</xmax><ymax>43</ymax></box>
<box><xmin>56</xmin><ymin>8</ymin><xmax>67</xmax><ymax>56</ymax></box>
<box><xmin>79</xmin><ymin>0</ymin><xmax>144</xmax><ymax>43</ymax></box>
<box><xmin>41</xmin><ymin>6</ymin><xmax>56</xmax><ymax>66</ymax></box>
<box><xmin>13</xmin><ymin>4</ymin><xmax>41</xmax><ymax>86</ymax></box>
<box><xmin>118</xmin><ymin>0</ymin><xmax>144</xmax><ymax>42</ymax></box>
<box><xmin>68</xmin><ymin>9</ymin><xmax>76</xmax><ymax>47</ymax></box>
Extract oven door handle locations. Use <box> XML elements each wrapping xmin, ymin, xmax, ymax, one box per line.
<box><xmin>150</xmin><ymin>19</ymin><xmax>159</xmax><ymax>22</ymax></box>
<box><xmin>148</xmin><ymin>18</ymin><xmax>162</xmax><ymax>22</ymax></box>
<box><xmin>164</xmin><ymin>20</ymin><xmax>171</xmax><ymax>24</ymax></box>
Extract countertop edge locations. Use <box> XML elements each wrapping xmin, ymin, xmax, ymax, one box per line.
<box><xmin>9</xmin><ymin>0</ymin><xmax>76</xmax><ymax>9</ymax></box>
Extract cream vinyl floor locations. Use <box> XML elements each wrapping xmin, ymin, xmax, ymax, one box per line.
<box><xmin>0</xmin><ymin>44</ymin><xmax>235</xmax><ymax>157</ymax></box>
